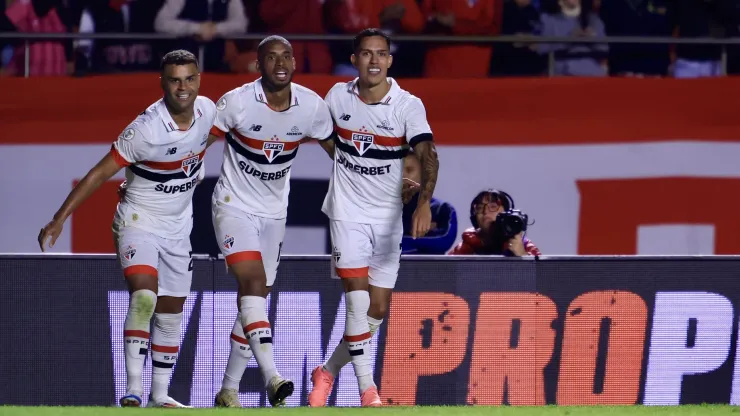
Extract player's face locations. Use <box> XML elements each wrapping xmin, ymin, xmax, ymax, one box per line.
<box><xmin>161</xmin><ymin>63</ymin><xmax>200</xmax><ymax>112</ymax></box>
<box><xmin>351</xmin><ymin>36</ymin><xmax>393</xmax><ymax>87</ymax></box>
<box><xmin>403</xmin><ymin>154</ymin><xmax>422</xmax><ymax>184</ymax></box>
<box><xmin>475</xmin><ymin>196</ymin><xmax>504</xmax><ymax>231</ymax></box>
<box><xmin>257</xmin><ymin>41</ymin><xmax>295</xmax><ymax>89</ymax></box>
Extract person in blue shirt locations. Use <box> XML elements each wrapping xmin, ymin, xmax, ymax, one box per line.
<box><xmin>401</xmin><ymin>151</ymin><xmax>457</xmax><ymax>254</ymax></box>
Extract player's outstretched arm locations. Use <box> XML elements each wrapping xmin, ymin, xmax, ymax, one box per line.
<box><xmin>38</xmin><ymin>153</ymin><xmax>122</xmax><ymax>252</ymax></box>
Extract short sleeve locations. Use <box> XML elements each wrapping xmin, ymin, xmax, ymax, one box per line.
<box><xmin>402</xmin><ymin>97</ymin><xmax>433</xmax><ymax>148</ymax></box>
<box><xmin>111</xmin><ymin>124</ymin><xmax>149</xmax><ymax>167</ymax></box>
<box><xmin>311</xmin><ymin>99</ymin><xmax>335</xmax><ymax>141</ymax></box>
<box><xmin>210</xmin><ymin>90</ymin><xmax>239</xmax><ymax>138</ymax></box>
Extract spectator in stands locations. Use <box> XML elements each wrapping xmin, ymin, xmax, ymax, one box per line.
<box><xmin>154</xmin><ymin>0</ymin><xmax>247</xmax><ymax>72</ymax></box>
<box><xmin>327</xmin><ymin>0</ymin><xmax>425</xmax><ymax>77</ymax></box>
<box><xmin>421</xmin><ymin>0</ymin><xmax>501</xmax><ymax>78</ymax></box>
<box><xmin>449</xmin><ymin>189</ymin><xmax>541</xmax><ymax>256</ymax></box>
<box><xmin>401</xmin><ymin>152</ymin><xmax>457</xmax><ymax>255</ymax></box>
<box><xmin>259</xmin><ymin>0</ymin><xmax>331</xmax><ymax>74</ymax></box>
<box><xmin>223</xmin><ymin>0</ymin><xmax>260</xmax><ymax>73</ymax></box>
<box><xmin>536</xmin><ymin>0</ymin><xmax>608</xmax><ymax>76</ymax></box>
<box><xmin>599</xmin><ymin>0</ymin><xmax>672</xmax><ymax>77</ymax></box>
<box><xmin>670</xmin><ymin>0</ymin><xmax>737</xmax><ymax>78</ymax></box>
<box><xmin>491</xmin><ymin>0</ymin><xmax>546</xmax><ymax>76</ymax></box>
<box><xmin>74</xmin><ymin>0</ymin><xmax>165</xmax><ymax>74</ymax></box>
<box><xmin>2</xmin><ymin>0</ymin><xmax>75</xmax><ymax>76</ymax></box>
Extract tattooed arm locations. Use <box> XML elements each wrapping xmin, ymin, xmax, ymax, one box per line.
<box><xmin>412</xmin><ymin>140</ymin><xmax>439</xmax><ymax>205</ymax></box>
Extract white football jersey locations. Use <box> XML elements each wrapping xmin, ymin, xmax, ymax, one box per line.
<box><xmin>209</xmin><ymin>78</ymin><xmax>334</xmax><ymax>219</ymax></box>
<box><xmin>111</xmin><ymin>97</ymin><xmax>215</xmax><ymax>239</ymax></box>
<box><xmin>321</xmin><ymin>78</ymin><xmax>433</xmax><ymax>224</ymax></box>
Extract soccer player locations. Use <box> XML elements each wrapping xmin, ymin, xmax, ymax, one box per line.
<box><xmin>308</xmin><ymin>28</ymin><xmax>440</xmax><ymax>407</ymax></box>
<box><xmin>37</xmin><ymin>50</ymin><xmax>215</xmax><ymax>408</ymax></box>
<box><xmin>206</xmin><ymin>36</ymin><xmax>334</xmax><ymax>408</ymax></box>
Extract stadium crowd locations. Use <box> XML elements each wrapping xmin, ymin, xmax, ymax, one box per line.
<box><xmin>1</xmin><ymin>0</ymin><xmax>739</xmax><ymax>78</ymax></box>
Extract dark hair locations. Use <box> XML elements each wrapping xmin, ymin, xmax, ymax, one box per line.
<box><xmin>258</xmin><ymin>35</ymin><xmax>292</xmax><ymax>60</ymax></box>
<box><xmin>160</xmin><ymin>49</ymin><xmax>198</xmax><ymax>72</ymax></box>
<box><xmin>352</xmin><ymin>28</ymin><xmax>391</xmax><ymax>53</ymax></box>
<box><xmin>469</xmin><ymin>189</ymin><xmax>515</xmax><ymax>228</ymax></box>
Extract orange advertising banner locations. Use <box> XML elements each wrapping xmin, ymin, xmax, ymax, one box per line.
<box><xmin>2</xmin><ymin>74</ymin><xmax>740</xmax><ymax>145</ymax></box>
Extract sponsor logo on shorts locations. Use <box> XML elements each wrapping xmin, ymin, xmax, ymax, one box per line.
<box><xmin>223</xmin><ymin>235</ymin><xmax>234</xmax><ymax>250</ymax></box>
<box><xmin>124</xmin><ymin>246</ymin><xmax>136</xmax><ymax>260</ymax></box>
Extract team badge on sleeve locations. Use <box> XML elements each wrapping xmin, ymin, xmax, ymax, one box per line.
<box><xmin>217</xmin><ymin>97</ymin><xmax>227</xmax><ymax>111</ymax></box>
<box><xmin>119</xmin><ymin>128</ymin><xmax>135</xmax><ymax>141</ymax></box>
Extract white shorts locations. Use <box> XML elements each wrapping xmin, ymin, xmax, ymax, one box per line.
<box><xmin>330</xmin><ymin>218</ymin><xmax>403</xmax><ymax>289</ymax></box>
<box><xmin>212</xmin><ymin>202</ymin><xmax>286</xmax><ymax>287</ymax></box>
<box><xmin>113</xmin><ymin>225</ymin><xmax>193</xmax><ymax>298</ymax></box>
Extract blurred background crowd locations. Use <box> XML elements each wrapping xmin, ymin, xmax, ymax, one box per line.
<box><xmin>1</xmin><ymin>0</ymin><xmax>739</xmax><ymax>78</ymax></box>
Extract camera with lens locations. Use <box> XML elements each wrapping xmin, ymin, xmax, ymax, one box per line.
<box><xmin>492</xmin><ymin>209</ymin><xmax>529</xmax><ymax>240</ymax></box>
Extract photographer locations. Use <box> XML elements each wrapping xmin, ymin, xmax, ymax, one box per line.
<box><xmin>449</xmin><ymin>189</ymin><xmax>541</xmax><ymax>256</ymax></box>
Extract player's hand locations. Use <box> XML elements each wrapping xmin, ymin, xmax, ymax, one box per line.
<box><xmin>507</xmin><ymin>232</ymin><xmax>528</xmax><ymax>257</ymax></box>
<box><xmin>117</xmin><ymin>180</ymin><xmax>127</xmax><ymax>201</ymax></box>
<box><xmin>38</xmin><ymin>219</ymin><xmax>64</xmax><ymax>252</ymax></box>
<box><xmin>401</xmin><ymin>177</ymin><xmax>420</xmax><ymax>204</ymax></box>
<box><xmin>411</xmin><ymin>201</ymin><xmax>432</xmax><ymax>239</ymax></box>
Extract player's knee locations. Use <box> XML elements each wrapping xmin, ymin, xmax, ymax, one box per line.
<box><xmin>129</xmin><ymin>289</ymin><xmax>157</xmax><ymax>326</ymax></box>
<box><xmin>155</xmin><ymin>295</ymin><xmax>186</xmax><ymax>314</ymax></box>
<box><xmin>153</xmin><ymin>311</ymin><xmax>183</xmax><ymax>338</ymax></box>
<box><xmin>345</xmin><ymin>290</ymin><xmax>371</xmax><ymax>317</ymax></box>
<box><xmin>368</xmin><ymin>300</ymin><xmax>388</xmax><ymax>321</ymax></box>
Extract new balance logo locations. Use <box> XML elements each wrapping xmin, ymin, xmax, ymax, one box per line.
<box><xmin>249</xmin><ymin>124</ymin><xmax>262</xmax><ymax>132</ymax></box>
<box><xmin>166</xmin><ymin>147</ymin><xmax>177</xmax><ymax>155</ymax></box>
<box><xmin>339</xmin><ymin>114</ymin><xmax>351</xmax><ymax>121</ymax></box>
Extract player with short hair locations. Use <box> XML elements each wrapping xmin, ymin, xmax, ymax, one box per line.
<box><xmin>38</xmin><ymin>50</ymin><xmax>215</xmax><ymax>408</ymax></box>
<box><xmin>308</xmin><ymin>28</ymin><xmax>440</xmax><ymax>407</ymax></box>
<box><xmin>206</xmin><ymin>35</ymin><xmax>335</xmax><ymax>408</ymax></box>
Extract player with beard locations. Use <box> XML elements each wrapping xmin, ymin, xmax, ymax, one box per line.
<box><xmin>39</xmin><ymin>50</ymin><xmax>214</xmax><ymax>408</ymax></box>
<box><xmin>207</xmin><ymin>36</ymin><xmax>334</xmax><ymax>407</ymax></box>
<box><xmin>308</xmin><ymin>28</ymin><xmax>440</xmax><ymax>407</ymax></box>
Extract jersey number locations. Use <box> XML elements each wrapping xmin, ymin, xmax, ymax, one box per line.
<box><xmin>188</xmin><ymin>251</ymin><xmax>194</xmax><ymax>271</ymax></box>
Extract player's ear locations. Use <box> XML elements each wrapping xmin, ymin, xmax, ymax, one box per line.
<box><xmin>292</xmin><ymin>56</ymin><xmax>296</xmax><ymax>69</ymax></box>
<box><xmin>388</xmin><ymin>54</ymin><xmax>393</xmax><ymax>69</ymax></box>
<box><xmin>350</xmin><ymin>54</ymin><xmax>357</xmax><ymax>68</ymax></box>
<box><xmin>255</xmin><ymin>58</ymin><xmax>261</xmax><ymax>73</ymax></box>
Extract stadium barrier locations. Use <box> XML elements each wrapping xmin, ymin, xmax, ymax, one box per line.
<box><xmin>2</xmin><ymin>254</ymin><xmax>740</xmax><ymax>407</ymax></box>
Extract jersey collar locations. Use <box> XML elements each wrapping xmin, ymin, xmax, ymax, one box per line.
<box><xmin>349</xmin><ymin>77</ymin><xmax>399</xmax><ymax>105</ymax></box>
<box><xmin>158</xmin><ymin>98</ymin><xmax>204</xmax><ymax>133</ymax></box>
<box><xmin>254</xmin><ymin>77</ymin><xmax>299</xmax><ymax>110</ymax></box>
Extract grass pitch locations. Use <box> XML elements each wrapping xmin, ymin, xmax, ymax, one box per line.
<box><xmin>1</xmin><ymin>405</ymin><xmax>738</xmax><ymax>416</ymax></box>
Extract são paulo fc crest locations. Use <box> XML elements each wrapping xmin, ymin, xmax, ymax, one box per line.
<box><xmin>351</xmin><ymin>132</ymin><xmax>373</xmax><ymax>156</ymax></box>
<box><xmin>123</xmin><ymin>246</ymin><xmax>136</xmax><ymax>260</ymax></box>
<box><xmin>263</xmin><ymin>142</ymin><xmax>284</xmax><ymax>163</ymax></box>
<box><xmin>223</xmin><ymin>235</ymin><xmax>234</xmax><ymax>250</ymax></box>
<box><xmin>181</xmin><ymin>155</ymin><xmax>199</xmax><ymax>176</ymax></box>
